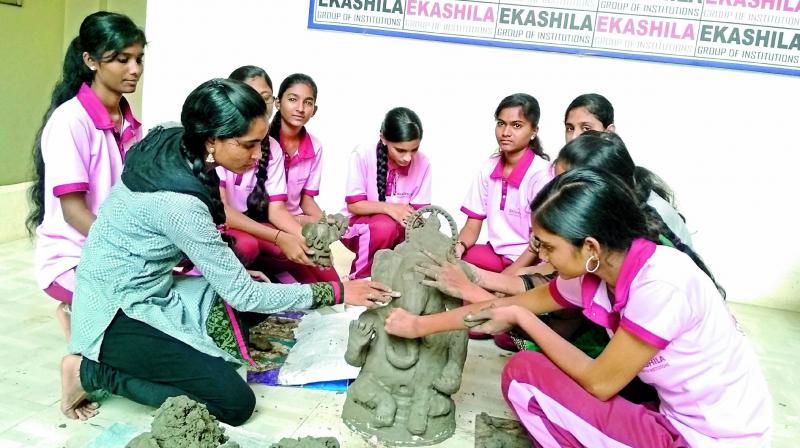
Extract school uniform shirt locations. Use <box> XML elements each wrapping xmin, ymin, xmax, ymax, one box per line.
<box><xmin>34</xmin><ymin>83</ymin><xmax>141</xmax><ymax>290</ymax></box>
<box><xmin>343</xmin><ymin>143</ymin><xmax>432</xmax><ymax>214</ymax></box>
<box><xmin>279</xmin><ymin>130</ymin><xmax>323</xmax><ymax>216</ymax></box>
<box><xmin>548</xmin><ymin>240</ymin><xmax>772</xmax><ymax>446</ymax></box>
<box><xmin>216</xmin><ymin>136</ymin><xmax>287</xmax><ymax>214</ymax></box>
<box><xmin>460</xmin><ymin>150</ymin><xmax>553</xmax><ymax>261</ymax></box>
<box><xmin>647</xmin><ymin>191</ymin><xmax>694</xmax><ymax>249</ymax></box>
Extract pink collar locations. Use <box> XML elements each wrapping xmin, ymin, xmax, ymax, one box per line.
<box><xmin>490</xmin><ymin>148</ymin><xmax>535</xmax><ymax>187</ymax></box>
<box><xmin>613</xmin><ymin>238</ymin><xmax>657</xmax><ymax>312</ymax></box>
<box><xmin>581</xmin><ymin>238</ymin><xmax>657</xmax><ymax>328</ymax></box>
<box><xmin>76</xmin><ymin>83</ymin><xmax>141</xmax><ymax>133</ymax></box>
<box><xmin>280</xmin><ymin>128</ymin><xmax>315</xmax><ymax>168</ymax></box>
<box><xmin>388</xmin><ymin>158</ymin><xmax>411</xmax><ymax>176</ymax></box>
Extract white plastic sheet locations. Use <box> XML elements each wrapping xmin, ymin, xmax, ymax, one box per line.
<box><xmin>277</xmin><ymin>304</ymin><xmax>364</xmax><ymax>385</ymax></box>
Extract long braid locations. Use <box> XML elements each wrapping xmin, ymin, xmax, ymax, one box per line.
<box><xmin>244</xmin><ymin>137</ymin><xmax>270</xmax><ymax>222</ymax></box>
<box><xmin>178</xmin><ymin>138</ymin><xmax>236</xmax><ymax>252</ymax></box>
<box><xmin>177</xmin><ymin>139</ymin><xmax>224</xmax><ymax>223</ymax></box>
<box><xmin>376</xmin><ymin>141</ymin><xmax>389</xmax><ymax>202</ymax></box>
<box><xmin>640</xmin><ymin>202</ymin><xmax>726</xmax><ymax>299</ymax></box>
<box><xmin>269</xmin><ymin>110</ymin><xmax>281</xmax><ymax>143</ymax></box>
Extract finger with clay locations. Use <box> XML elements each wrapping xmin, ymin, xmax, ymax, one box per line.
<box><xmin>462</xmin><ymin>303</ymin><xmax>517</xmax><ymax>335</ymax></box>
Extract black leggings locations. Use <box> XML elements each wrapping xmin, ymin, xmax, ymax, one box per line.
<box><xmin>79</xmin><ymin>311</ymin><xmax>255</xmax><ymax>425</ymax></box>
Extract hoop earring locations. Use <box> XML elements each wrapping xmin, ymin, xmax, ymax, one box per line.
<box><xmin>585</xmin><ymin>255</ymin><xmax>600</xmax><ymax>273</ymax></box>
<box><xmin>205</xmin><ymin>150</ymin><xmax>215</xmax><ymax>164</ymax></box>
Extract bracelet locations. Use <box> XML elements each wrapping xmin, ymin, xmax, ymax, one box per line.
<box><xmin>456</xmin><ymin>240</ymin><xmax>468</xmax><ymax>251</ymax></box>
<box><xmin>273</xmin><ymin>230</ymin><xmax>282</xmax><ymax>244</ymax></box>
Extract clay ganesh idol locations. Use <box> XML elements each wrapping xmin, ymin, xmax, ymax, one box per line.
<box><xmin>342</xmin><ymin>206</ymin><xmax>473</xmax><ymax>446</ymax></box>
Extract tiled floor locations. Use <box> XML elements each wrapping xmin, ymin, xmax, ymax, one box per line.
<box><xmin>0</xmin><ymin>238</ymin><xmax>796</xmax><ymax>447</ymax></box>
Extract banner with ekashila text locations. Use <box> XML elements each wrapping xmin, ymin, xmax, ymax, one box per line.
<box><xmin>308</xmin><ymin>0</ymin><xmax>800</xmax><ymax>77</ymax></box>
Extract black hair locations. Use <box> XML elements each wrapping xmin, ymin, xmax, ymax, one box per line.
<box><xmin>531</xmin><ymin>168</ymin><xmax>725</xmax><ymax>298</ymax></box>
<box><xmin>564</xmin><ymin>93</ymin><xmax>614</xmax><ymax>128</ymax></box>
<box><xmin>268</xmin><ymin>73</ymin><xmax>318</xmax><ymax>144</ymax></box>
<box><xmin>495</xmin><ymin>93</ymin><xmax>549</xmax><ymax>161</ymax></box>
<box><xmin>555</xmin><ymin>131</ymin><xmax>677</xmax><ymax>208</ymax></box>
<box><xmin>228</xmin><ymin>65</ymin><xmax>273</xmax><ymax>89</ymax></box>
<box><xmin>180</xmin><ymin>79</ymin><xmax>267</xmax><ymax>225</ymax></box>
<box><xmin>228</xmin><ymin>66</ymin><xmax>273</xmax><ymax>222</ymax></box>
<box><xmin>376</xmin><ymin>107</ymin><xmax>424</xmax><ymax>202</ymax></box>
<box><xmin>26</xmin><ymin>11</ymin><xmax>146</xmax><ymax>235</ymax></box>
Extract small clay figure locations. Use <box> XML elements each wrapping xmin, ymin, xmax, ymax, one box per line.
<box><xmin>302</xmin><ymin>213</ymin><xmax>348</xmax><ymax>267</ymax></box>
<box><xmin>342</xmin><ymin>206</ymin><xmax>474</xmax><ymax>446</ymax></box>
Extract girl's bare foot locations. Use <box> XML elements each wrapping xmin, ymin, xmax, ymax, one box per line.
<box><xmin>56</xmin><ymin>303</ymin><xmax>71</xmax><ymax>341</ymax></box>
<box><xmin>60</xmin><ymin>355</ymin><xmax>99</xmax><ymax>420</ymax></box>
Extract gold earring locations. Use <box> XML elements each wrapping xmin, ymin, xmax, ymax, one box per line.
<box><xmin>585</xmin><ymin>255</ymin><xmax>600</xmax><ymax>273</ymax></box>
<box><xmin>205</xmin><ymin>149</ymin><xmax>215</xmax><ymax>164</ymax></box>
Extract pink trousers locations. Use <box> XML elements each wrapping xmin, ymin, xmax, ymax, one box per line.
<box><xmin>226</xmin><ymin>228</ymin><xmax>339</xmax><ymax>284</ymax></box>
<box><xmin>463</xmin><ymin>243</ymin><xmax>513</xmax><ymax>273</ymax></box>
<box><xmin>501</xmin><ymin>351</ymin><xmax>688</xmax><ymax>448</ymax></box>
<box><xmin>341</xmin><ymin>214</ymin><xmax>405</xmax><ymax>279</ymax></box>
<box><xmin>43</xmin><ymin>268</ymin><xmax>76</xmax><ymax>304</ymax></box>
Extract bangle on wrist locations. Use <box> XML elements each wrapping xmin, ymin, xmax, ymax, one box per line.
<box><xmin>456</xmin><ymin>240</ymin><xmax>468</xmax><ymax>251</ymax></box>
<box><xmin>273</xmin><ymin>230</ymin><xmax>282</xmax><ymax>244</ymax></box>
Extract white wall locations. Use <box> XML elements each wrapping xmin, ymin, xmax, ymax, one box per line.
<box><xmin>143</xmin><ymin>0</ymin><xmax>800</xmax><ymax>311</ymax></box>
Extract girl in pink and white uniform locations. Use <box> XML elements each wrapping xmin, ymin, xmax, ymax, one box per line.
<box><xmin>268</xmin><ymin>73</ymin><xmax>338</xmax><ymax>282</ymax></box>
<box><xmin>217</xmin><ymin>70</ymin><xmax>335</xmax><ymax>283</ymax></box>
<box><xmin>341</xmin><ymin>107</ymin><xmax>431</xmax><ymax>279</ymax></box>
<box><xmin>27</xmin><ymin>12</ymin><xmax>146</xmax><ymax>339</ymax></box>
<box><xmin>386</xmin><ymin>168</ymin><xmax>771</xmax><ymax>447</ymax></box>
<box><xmin>455</xmin><ymin>93</ymin><xmax>553</xmax><ymax>275</ymax></box>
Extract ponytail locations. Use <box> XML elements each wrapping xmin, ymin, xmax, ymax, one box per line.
<box><xmin>529</xmin><ymin>136</ymin><xmax>549</xmax><ymax>161</ymax></box>
<box><xmin>633</xmin><ymin>166</ymin><xmax>676</xmax><ymax>208</ymax></box>
<box><xmin>640</xmin><ymin>202</ymin><xmax>725</xmax><ymax>299</ymax></box>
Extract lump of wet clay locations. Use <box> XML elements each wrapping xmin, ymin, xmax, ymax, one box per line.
<box><xmin>269</xmin><ymin>436</ymin><xmax>340</xmax><ymax>447</ymax></box>
<box><xmin>126</xmin><ymin>395</ymin><xmax>240</xmax><ymax>448</ymax></box>
<box><xmin>474</xmin><ymin>412</ymin><xmax>530</xmax><ymax>448</ymax></box>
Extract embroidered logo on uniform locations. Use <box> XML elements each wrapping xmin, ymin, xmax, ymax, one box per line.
<box><xmin>642</xmin><ymin>355</ymin><xmax>669</xmax><ymax>372</ymax></box>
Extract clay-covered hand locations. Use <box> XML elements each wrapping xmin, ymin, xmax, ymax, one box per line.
<box><xmin>384</xmin><ymin>203</ymin><xmax>415</xmax><ymax>225</ymax></box>
<box><xmin>384</xmin><ymin>307</ymin><xmax>421</xmax><ymax>339</ymax></box>
<box><xmin>451</xmin><ymin>241</ymin><xmax>466</xmax><ymax>259</ymax></box>
<box><xmin>415</xmin><ymin>261</ymin><xmax>473</xmax><ymax>301</ymax></box>
<box><xmin>463</xmin><ymin>304</ymin><xmax>525</xmax><ymax>335</ymax></box>
<box><xmin>246</xmin><ymin>270</ymin><xmax>270</xmax><ymax>282</ymax></box>
<box><xmin>415</xmin><ymin>250</ymin><xmax>481</xmax><ymax>301</ymax></box>
<box><xmin>343</xmin><ymin>280</ymin><xmax>401</xmax><ymax>308</ymax></box>
<box><xmin>348</xmin><ymin>319</ymin><xmax>375</xmax><ymax>348</ymax></box>
<box><xmin>276</xmin><ymin>232</ymin><xmax>315</xmax><ymax>266</ymax></box>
